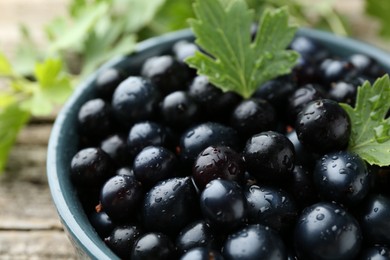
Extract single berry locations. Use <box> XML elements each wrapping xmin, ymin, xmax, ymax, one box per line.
<box><xmin>244</xmin><ymin>185</ymin><xmax>298</xmax><ymax>233</ymax></box>
<box><xmin>94</xmin><ymin>67</ymin><xmax>125</xmax><ymax>100</ymax></box>
<box><xmin>70</xmin><ymin>147</ymin><xmax>115</xmax><ymax>188</ymax></box>
<box><xmin>222</xmin><ymin>224</ymin><xmax>287</xmax><ymax>260</ymax></box>
<box><xmin>133</xmin><ymin>146</ymin><xmax>178</xmax><ymax>188</ymax></box>
<box><xmin>313</xmin><ymin>151</ymin><xmax>371</xmax><ymax>205</ymax></box>
<box><xmin>175</xmin><ymin>220</ymin><xmax>216</xmax><ymax>254</ymax></box>
<box><xmin>294</xmin><ymin>202</ymin><xmax>362</xmax><ymax>260</ymax></box>
<box><xmin>111</xmin><ymin>76</ymin><xmax>160</xmax><ymax>128</ymax></box>
<box><xmin>160</xmin><ymin>91</ymin><xmax>199</xmax><ymax>129</ymax></box>
<box><xmin>200</xmin><ymin>179</ymin><xmax>247</xmax><ymax>231</ymax></box>
<box><xmin>143</xmin><ymin>177</ymin><xmax>199</xmax><ymax>236</ymax></box>
<box><xmin>77</xmin><ymin>98</ymin><xmax>115</xmax><ymax>143</ymax></box>
<box><xmin>104</xmin><ymin>225</ymin><xmax>143</xmax><ymax>260</ymax></box>
<box><xmin>130</xmin><ymin>232</ymin><xmax>176</xmax><ymax>260</ymax></box>
<box><xmin>230</xmin><ymin>98</ymin><xmax>276</xmax><ymax>137</ymax></box>
<box><xmin>359</xmin><ymin>194</ymin><xmax>390</xmax><ymax>245</ymax></box>
<box><xmin>295</xmin><ymin>99</ymin><xmax>351</xmax><ymax>154</ymax></box>
<box><xmin>243</xmin><ymin>131</ymin><xmax>295</xmax><ymax>184</ymax></box>
<box><xmin>192</xmin><ymin>145</ymin><xmax>245</xmax><ymax>190</ymax></box>
<box><xmin>100</xmin><ymin>175</ymin><xmax>143</xmax><ymax>222</ymax></box>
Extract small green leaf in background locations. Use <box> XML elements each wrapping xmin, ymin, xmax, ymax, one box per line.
<box><xmin>140</xmin><ymin>0</ymin><xmax>194</xmax><ymax>37</ymax></box>
<box><xmin>12</xmin><ymin>25</ymin><xmax>43</xmax><ymax>76</ymax></box>
<box><xmin>48</xmin><ymin>2</ymin><xmax>110</xmax><ymax>54</ymax></box>
<box><xmin>340</xmin><ymin>75</ymin><xmax>390</xmax><ymax>167</ymax></box>
<box><xmin>20</xmin><ymin>59</ymin><xmax>73</xmax><ymax>116</ymax></box>
<box><xmin>0</xmin><ymin>52</ymin><xmax>13</xmax><ymax>77</ymax></box>
<box><xmin>186</xmin><ymin>0</ymin><xmax>299</xmax><ymax>98</ymax></box>
<box><xmin>0</xmin><ymin>105</ymin><xmax>30</xmax><ymax>172</ymax></box>
<box><xmin>366</xmin><ymin>0</ymin><xmax>390</xmax><ymax>38</ymax></box>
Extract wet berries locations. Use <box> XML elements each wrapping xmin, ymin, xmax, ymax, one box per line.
<box><xmin>295</xmin><ymin>99</ymin><xmax>351</xmax><ymax>154</ymax></box>
<box><xmin>68</xmin><ymin>32</ymin><xmax>389</xmax><ymax>259</ymax></box>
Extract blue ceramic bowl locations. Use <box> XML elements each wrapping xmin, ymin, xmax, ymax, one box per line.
<box><xmin>47</xmin><ymin>28</ymin><xmax>390</xmax><ymax>259</ymax></box>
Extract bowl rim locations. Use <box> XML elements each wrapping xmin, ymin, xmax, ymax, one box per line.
<box><xmin>47</xmin><ymin>27</ymin><xmax>390</xmax><ymax>259</ymax></box>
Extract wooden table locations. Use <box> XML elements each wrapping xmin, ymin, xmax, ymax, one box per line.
<box><xmin>0</xmin><ymin>0</ymin><xmax>388</xmax><ymax>259</ymax></box>
<box><xmin>0</xmin><ymin>1</ymin><xmax>76</xmax><ymax>258</ymax></box>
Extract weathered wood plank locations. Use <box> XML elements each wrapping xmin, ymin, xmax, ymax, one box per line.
<box><xmin>0</xmin><ymin>230</ymin><xmax>76</xmax><ymax>259</ymax></box>
<box><xmin>0</xmin><ymin>123</ymin><xmax>76</xmax><ymax>259</ymax></box>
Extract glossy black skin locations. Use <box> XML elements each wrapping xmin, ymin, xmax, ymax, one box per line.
<box><xmin>172</xmin><ymin>40</ymin><xmax>199</xmax><ymax>79</ymax></box>
<box><xmin>142</xmin><ymin>177</ymin><xmax>199</xmax><ymax>236</ymax></box>
<box><xmin>200</xmin><ymin>179</ymin><xmax>247</xmax><ymax>231</ymax></box>
<box><xmin>295</xmin><ymin>99</ymin><xmax>351</xmax><ymax>154</ymax></box>
<box><xmin>100</xmin><ymin>175</ymin><xmax>143</xmax><ymax>222</ymax></box>
<box><xmin>313</xmin><ymin>151</ymin><xmax>371</xmax><ymax>205</ymax></box>
<box><xmin>188</xmin><ymin>75</ymin><xmax>242</xmax><ymax>123</ymax></box>
<box><xmin>127</xmin><ymin>121</ymin><xmax>168</xmax><ymax>158</ymax></box>
<box><xmin>100</xmin><ymin>134</ymin><xmax>131</xmax><ymax>167</ymax></box>
<box><xmin>77</xmin><ymin>98</ymin><xmax>114</xmax><ymax>143</ymax></box>
<box><xmin>230</xmin><ymin>98</ymin><xmax>276</xmax><ymax>138</ymax></box>
<box><xmin>253</xmin><ymin>76</ymin><xmax>296</xmax><ymax>120</ymax></box>
<box><xmin>175</xmin><ymin>220</ymin><xmax>216</xmax><ymax>254</ymax></box>
<box><xmin>172</xmin><ymin>40</ymin><xmax>199</xmax><ymax>63</ymax></box>
<box><xmin>286</xmin><ymin>130</ymin><xmax>316</xmax><ymax>169</ymax></box>
<box><xmin>88</xmin><ymin>211</ymin><xmax>115</xmax><ymax>239</ymax></box>
<box><xmin>179</xmin><ymin>122</ymin><xmax>240</xmax><ymax>166</ymax></box>
<box><xmin>141</xmin><ymin>55</ymin><xmax>189</xmax><ymax>95</ymax></box>
<box><xmin>243</xmin><ymin>131</ymin><xmax>295</xmax><ymax>184</ymax></box>
<box><xmin>328</xmin><ymin>81</ymin><xmax>357</xmax><ymax>106</ymax></box>
<box><xmin>359</xmin><ymin>245</ymin><xmax>390</xmax><ymax>260</ymax></box>
<box><xmin>349</xmin><ymin>53</ymin><xmax>385</xmax><ymax>78</ymax></box>
<box><xmin>287</xmin><ymin>165</ymin><xmax>318</xmax><ymax>209</ymax></box>
<box><xmin>222</xmin><ymin>224</ymin><xmax>287</xmax><ymax>260</ymax></box>
<box><xmin>290</xmin><ymin>36</ymin><xmax>329</xmax><ymax>85</ymax></box>
<box><xmin>319</xmin><ymin>59</ymin><xmax>357</xmax><ymax>86</ymax></box>
<box><xmin>133</xmin><ymin>146</ymin><xmax>178</xmax><ymax>188</ymax></box>
<box><xmin>294</xmin><ymin>202</ymin><xmax>362</xmax><ymax>260</ymax></box>
<box><xmin>70</xmin><ymin>147</ymin><xmax>115</xmax><ymax>188</ymax></box>
<box><xmin>160</xmin><ymin>90</ymin><xmax>199</xmax><ymax>129</ymax></box>
<box><xmin>180</xmin><ymin>247</ymin><xmax>224</xmax><ymax>260</ymax></box>
<box><xmin>104</xmin><ymin>225</ymin><xmax>143</xmax><ymax>260</ymax></box>
<box><xmin>360</xmin><ymin>194</ymin><xmax>390</xmax><ymax>245</ymax></box>
<box><xmin>94</xmin><ymin>67</ymin><xmax>125</xmax><ymax>100</ymax></box>
<box><xmin>130</xmin><ymin>232</ymin><xmax>176</xmax><ymax>260</ymax></box>
<box><xmin>244</xmin><ymin>185</ymin><xmax>298</xmax><ymax>233</ymax></box>
<box><xmin>287</xmin><ymin>84</ymin><xmax>326</xmax><ymax>124</ymax></box>
<box><xmin>116</xmin><ymin>167</ymin><xmax>135</xmax><ymax>177</ymax></box>
<box><xmin>111</xmin><ymin>76</ymin><xmax>161</xmax><ymax>128</ymax></box>
<box><xmin>289</xmin><ymin>36</ymin><xmax>328</xmax><ymax>62</ymax></box>
<box><xmin>192</xmin><ymin>145</ymin><xmax>245</xmax><ymax>190</ymax></box>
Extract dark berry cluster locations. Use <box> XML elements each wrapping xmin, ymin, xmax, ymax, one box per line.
<box><xmin>70</xmin><ymin>36</ymin><xmax>390</xmax><ymax>260</ymax></box>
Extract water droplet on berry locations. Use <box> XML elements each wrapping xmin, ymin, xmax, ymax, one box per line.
<box><xmin>316</xmin><ymin>213</ymin><xmax>325</xmax><ymax>220</ymax></box>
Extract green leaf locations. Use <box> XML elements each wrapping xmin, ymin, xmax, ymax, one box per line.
<box><xmin>21</xmin><ymin>59</ymin><xmax>73</xmax><ymax>116</ymax></box>
<box><xmin>340</xmin><ymin>74</ymin><xmax>390</xmax><ymax>167</ymax></box>
<box><xmin>186</xmin><ymin>0</ymin><xmax>299</xmax><ymax>99</ymax></box>
<box><xmin>48</xmin><ymin>2</ymin><xmax>109</xmax><ymax>53</ymax></box>
<box><xmin>12</xmin><ymin>24</ymin><xmax>43</xmax><ymax>76</ymax></box>
<box><xmin>138</xmin><ymin>0</ymin><xmax>191</xmax><ymax>37</ymax></box>
<box><xmin>82</xmin><ymin>30</ymin><xmax>136</xmax><ymax>76</ymax></box>
<box><xmin>366</xmin><ymin>0</ymin><xmax>390</xmax><ymax>38</ymax></box>
<box><xmin>0</xmin><ymin>104</ymin><xmax>30</xmax><ymax>173</ymax></box>
<box><xmin>0</xmin><ymin>52</ymin><xmax>13</xmax><ymax>77</ymax></box>
<box><xmin>120</xmin><ymin>0</ymin><xmax>166</xmax><ymax>33</ymax></box>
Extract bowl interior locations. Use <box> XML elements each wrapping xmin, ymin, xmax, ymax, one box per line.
<box><xmin>47</xmin><ymin>28</ymin><xmax>390</xmax><ymax>259</ymax></box>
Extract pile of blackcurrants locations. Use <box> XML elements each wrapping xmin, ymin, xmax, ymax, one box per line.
<box><xmin>70</xmin><ymin>34</ymin><xmax>390</xmax><ymax>259</ymax></box>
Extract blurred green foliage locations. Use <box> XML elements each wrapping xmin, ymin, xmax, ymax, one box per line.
<box><xmin>0</xmin><ymin>0</ymin><xmax>388</xmax><ymax>173</ymax></box>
